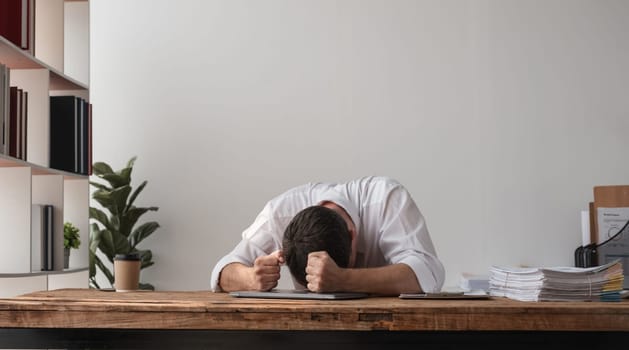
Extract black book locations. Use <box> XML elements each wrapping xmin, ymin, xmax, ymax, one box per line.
<box><xmin>0</xmin><ymin>64</ymin><xmax>8</xmax><ymax>155</ymax></box>
<box><xmin>41</xmin><ymin>204</ymin><xmax>54</xmax><ymax>271</ymax></box>
<box><xmin>50</xmin><ymin>96</ymin><xmax>78</xmax><ymax>173</ymax></box>
<box><xmin>81</xmin><ymin>99</ymin><xmax>89</xmax><ymax>175</ymax></box>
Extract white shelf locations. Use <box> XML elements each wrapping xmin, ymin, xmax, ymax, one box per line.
<box><xmin>0</xmin><ymin>268</ymin><xmax>88</xmax><ymax>298</ymax></box>
<box><xmin>0</xmin><ymin>153</ymin><xmax>88</xmax><ymax>179</ymax></box>
<box><xmin>0</xmin><ymin>0</ymin><xmax>90</xmax><ymax>296</ymax></box>
<box><xmin>0</xmin><ymin>36</ymin><xmax>88</xmax><ymax>91</ymax></box>
<box><xmin>0</xmin><ymin>267</ymin><xmax>88</xmax><ymax>278</ymax></box>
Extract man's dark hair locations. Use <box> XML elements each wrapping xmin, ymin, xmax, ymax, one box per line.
<box><xmin>282</xmin><ymin>205</ymin><xmax>351</xmax><ymax>286</ymax></box>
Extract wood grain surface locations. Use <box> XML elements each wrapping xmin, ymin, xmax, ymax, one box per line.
<box><xmin>0</xmin><ymin>289</ymin><xmax>628</xmax><ymax>331</ymax></box>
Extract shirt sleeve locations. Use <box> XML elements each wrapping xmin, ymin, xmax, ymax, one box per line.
<box><xmin>209</xmin><ymin>203</ymin><xmax>284</xmax><ymax>292</ymax></box>
<box><xmin>210</xmin><ymin>239</ymin><xmax>266</xmax><ymax>292</ymax></box>
<box><xmin>377</xmin><ymin>184</ymin><xmax>445</xmax><ymax>293</ymax></box>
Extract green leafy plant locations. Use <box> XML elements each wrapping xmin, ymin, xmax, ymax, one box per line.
<box><xmin>89</xmin><ymin>157</ymin><xmax>160</xmax><ymax>290</ymax></box>
<box><xmin>64</xmin><ymin>222</ymin><xmax>81</xmax><ymax>249</ymax></box>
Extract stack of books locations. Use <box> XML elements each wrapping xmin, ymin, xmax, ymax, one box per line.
<box><xmin>1</xmin><ymin>63</ymin><xmax>30</xmax><ymax>161</ymax></box>
<box><xmin>489</xmin><ymin>260</ymin><xmax>624</xmax><ymax>302</ymax></box>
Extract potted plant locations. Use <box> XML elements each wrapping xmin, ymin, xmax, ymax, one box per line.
<box><xmin>89</xmin><ymin>156</ymin><xmax>160</xmax><ymax>290</ymax></box>
<box><xmin>63</xmin><ymin>222</ymin><xmax>81</xmax><ymax>269</ymax></box>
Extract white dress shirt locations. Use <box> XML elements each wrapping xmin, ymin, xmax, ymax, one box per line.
<box><xmin>210</xmin><ymin>176</ymin><xmax>445</xmax><ymax>293</ymax></box>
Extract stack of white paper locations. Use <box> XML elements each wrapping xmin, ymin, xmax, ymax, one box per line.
<box><xmin>489</xmin><ymin>260</ymin><xmax>624</xmax><ymax>302</ymax></box>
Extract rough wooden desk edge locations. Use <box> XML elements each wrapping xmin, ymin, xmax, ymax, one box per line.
<box><xmin>1</xmin><ymin>289</ymin><xmax>628</xmax><ymax>331</ymax></box>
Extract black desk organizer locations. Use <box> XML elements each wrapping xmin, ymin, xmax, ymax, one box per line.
<box><xmin>575</xmin><ymin>220</ymin><xmax>629</xmax><ymax>289</ymax></box>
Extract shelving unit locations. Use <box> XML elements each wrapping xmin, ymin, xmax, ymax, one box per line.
<box><xmin>0</xmin><ymin>0</ymin><xmax>90</xmax><ymax>298</ymax></box>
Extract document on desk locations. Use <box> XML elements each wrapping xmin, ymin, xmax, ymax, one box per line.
<box><xmin>399</xmin><ymin>290</ymin><xmax>489</xmax><ymax>299</ymax></box>
<box><xmin>596</xmin><ymin>207</ymin><xmax>629</xmax><ymax>243</ymax></box>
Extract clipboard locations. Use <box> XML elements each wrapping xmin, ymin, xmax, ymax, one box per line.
<box><xmin>399</xmin><ymin>290</ymin><xmax>490</xmax><ymax>300</ymax></box>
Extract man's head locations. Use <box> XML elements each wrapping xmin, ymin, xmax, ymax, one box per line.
<box><xmin>282</xmin><ymin>204</ymin><xmax>355</xmax><ymax>286</ymax></box>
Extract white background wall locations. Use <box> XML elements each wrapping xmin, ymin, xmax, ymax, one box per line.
<box><xmin>90</xmin><ymin>0</ymin><xmax>629</xmax><ymax>290</ymax></box>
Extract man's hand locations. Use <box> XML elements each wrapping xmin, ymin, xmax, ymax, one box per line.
<box><xmin>304</xmin><ymin>251</ymin><xmax>422</xmax><ymax>295</ymax></box>
<box><xmin>218</xmin><ymin>250</ymin><xmax>284</xmax><ymax>292</ymax></box>
<box><xmin>305</xmin><ymin>251</ymin><xmax>345</xmax><ymax>292</ymax></box>
<box><xmin>250</xmin><ymin>250</ymin><xmax>284</xmax><ymax>291</ymax></box>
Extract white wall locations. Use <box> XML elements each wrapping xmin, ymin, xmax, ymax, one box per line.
<box><xmin>90</xmin><ymin>0</ymin><xmax>629</xmax><ymax>290</ymax></box>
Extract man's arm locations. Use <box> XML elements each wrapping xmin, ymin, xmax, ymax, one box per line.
<box><xmin>305</xmin><ymin>251</ymin><xmax>421</xmax><ymax>295</ymax></box>
<box><xmin>218</xmin><ymin>250</ymin><xmax>284</xmax><ymax>292</ymax></box>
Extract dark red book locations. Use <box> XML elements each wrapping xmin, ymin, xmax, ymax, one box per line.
<box><xmin>0</xmin><ymin>0</ymin><xmax>32</xmax><ymax>50</ymax></box>
<box><xmin>8</xmin><ymin>86</ymin><xmax>18</xmax><ymax>158</ymax></box>
<box><xmin>20</xmin><ymin>90</ymin><xmax>27</xmax><ymax>160</ymax></box>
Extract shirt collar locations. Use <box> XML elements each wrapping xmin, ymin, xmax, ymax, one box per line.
<box><xmin>317</xmin><ymin>191</ymin><xmax>361</xmax><ymax>239</ymax></box>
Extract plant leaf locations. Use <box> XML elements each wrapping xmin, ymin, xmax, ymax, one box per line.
<box><xmin>92</xmin><ymin>189</ymin><xmax>115</xmax><ymax>214</ymax></box>
<box><xmin>126</xmin><ymin>156</ymin><xmax>137</xmax><ymax>169</ymax></box>
<box><xmin>120</xmin><ymin>206</ymin><xmax>158</xmax><ymax>237</ymax></box>
<box><xmin>136</xmin><ymin>249</ymin><xmax>154</xmax><ymax>269</ymax></box>
<box><xmin>92</xmin><ymin>161</ymin><xmax>114</xmax><ymax>176</ymax></box>
<box><xmin>110</xmin><ymin>185</ymin><xmax>132</xmax><ymax>218</ymax></box>
<box><xmin>98</xmin><ymin>229</ymin><xmax>131</xmax><ymax>261</ymax></box>
<box><xmin>88</xmin><ymin>248</ymin><xmax>96</xmax><ymax>278</ymax></box>
<box><xmin>89</xmin><ymin>276</ymin><xmax>101</xmax><ymax>289</ymax></box>
<box><xmin>118</xmin><ymin>167</ymin><xmax>133</xmax><ymax>185</ymax></box>
<box><xmin>127</xmin><ymin>180</ymin><xmax>147</xmax><ymax>210</ymax></box>
<box><xmin>89</xmin><ymin>223</ymin><xmax>102</xmax><ymax>253</ymax></box>
<box><xmin>139</xmin><ymin>282</ymin><xmax>154</xmax><ymax>291</ymax></box>
<box><xmin>101</xmin><ymin>172</ymin><xmax>130</xmax><ymax>189</ymax></box>
<box><xmin>93</xmin><ymin>253</ymin><xmax>114</xmax><ymax>287</ymax></box>
<box><xmin>113</xmin><ymin>157</ymin><xmax>136</xmax><ymax>186</ymax></box>
<box><xmin>89</xmin><ymin>180</ymin><xmax>111</xmax><ymax>191</ymax></box>
<box><xmin>93</xmin><ymin>185</ymin><xmax>132</xmax><ymax>219</ymax></box>
<box><xmin>89</xmin><ymin>207</ymin><xmax>113</xmax><ymax>232</ymax></box>
<box><xmin>129</xmin><ymin>221</ymin><xmax>160</xmax><ymax>248</ymax></box>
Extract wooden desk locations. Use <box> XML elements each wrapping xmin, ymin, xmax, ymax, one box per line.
<box><xmin>0</xmin><ymin>289</ymin><xmax>628</xmax><ymax>349</ymax></box>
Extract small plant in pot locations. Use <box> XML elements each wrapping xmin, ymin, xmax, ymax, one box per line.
<box><xmin>63</xmin><ymin>222</ymin><xmax>81</xmax><ymax>269</ymax></box>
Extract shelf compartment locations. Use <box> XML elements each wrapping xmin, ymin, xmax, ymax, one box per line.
<box><xmin>0</xmin><ymin>153</ymin><xmax>87</xmax><ymax>180</ymax></box>
<box><xmin>0</xmin><ymin>36</ymin><xmax>87</xmax><ymax>91</ymax></box>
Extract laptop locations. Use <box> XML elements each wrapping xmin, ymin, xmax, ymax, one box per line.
<box><xmin>229</xmin><ymin>289</ymin><xmax>369</xmax><ymax>300</ymax></box>
<box><xmin>399</xmin><ymin>290</ymin><xmax>490</xmax><ymax>300</ymax></box>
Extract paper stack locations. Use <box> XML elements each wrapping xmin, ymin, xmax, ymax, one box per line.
<box><xmin>489</xmin><ymin>260</ymin><xmax>624</xmax><ymax>302</ymax></box>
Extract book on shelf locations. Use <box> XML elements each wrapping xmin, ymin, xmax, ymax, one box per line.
<box><xmin>43</xmin><ymin>204</ymin><xmax>54</xmax><ymax>271</ymax></box>
<box><xmin>88</xmin><ymin>103</ymin><xmax>92</xmax><ymax>174</ymax></box>
<box><xmin>31</xmin><ymin>204</ymin><xmax>55</xmax><ymax>271</ymax></box>
<box><xmin>0</xmin><ymin>63</ymin><xmax>9</xmax><ymax>155</ymax></box>
<box><xmin>20</xmin><ymin>87</ymin><xmax>27</xmax><ymax>160</ymax></box>
<box><xmin>77</xmin><ymin>97</ymin><xmax>89</xmax><ymax>174</ymax></box>
<box><xmin>9</xmin><ymin>87</ymin><xmax>19</xmax><ymax>158</ymax></box>
<box><xmin>31</xmin><ymin>204</ymin><xmax>43</xmax><ymax>271</ymax></box>
<box><xmin>6</xmin><ymin>86</ymin><xmax>28</xmax><ymax>160</ymax></box>
<box><xmin>0</xmin><ymin>0</ymin><xmax>35</xmax><ymax>53</ymax></box>
<box><xmin>31</xmin><ymin>204</ymin><xmax>42</xmax><ymax>271</ymax></box>
<box><xmin>489</xmin><ymin>259</ymin><xmax>624</xmax><ymax>302</ymax></box>
<box><xmin>50</xmin><ymin>95</ymin><xmax>92</xmax><ymax>175</ymax></box>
